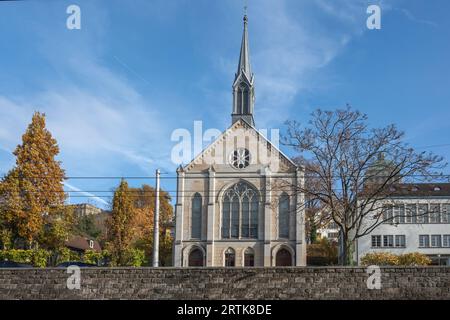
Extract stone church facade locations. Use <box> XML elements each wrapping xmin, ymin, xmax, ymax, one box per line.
<box><xmin>173</xmin><ymin>15</ymin><xmax>306</xmax><ymax>267</ymax></box>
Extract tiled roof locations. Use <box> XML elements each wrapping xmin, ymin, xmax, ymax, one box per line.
<box><xmin>66</xmin><ymin>236</ymin><xmax>102</xmax><ymax>252</ymax></box>
<box><xmin>387</xmin><ymin>183</ymin><xmax>450</xmax><ymax>197</ymax></box>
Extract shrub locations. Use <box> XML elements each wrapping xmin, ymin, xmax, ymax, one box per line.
<box><xmin>55</xmin><ymin>248</ymin><xmax>80</xmax><ymax>265</ymax></box>
<box><xmin>307</xmin><ymin>238</ymin><xmax>338</xmax><ymax>266</ymax></box>
<box><xmin>360</xmin><ymin>252</ymin><xmax>432</xmax><ymax>266</ymax></box>
<box><xmin>398</xmin><ymin>252</ymin><xmax>431</xmax><ymax>266</ymax></box>
<box><xmin>83</xmin><ymin>250</ymin><xmax>102</xmax><ymax>265</ymax></box>
<box><xmin>0</xmin><ymin>249</ymin><xmax>50</xmax><ymax>267</ymax></box>
<box><xmin>360</xmin><ymin>252</ymin><xmax>399</xmax><ymax>266</ymax></box>
<box><xmin>0</xmin><ymin>249</ymin><xmax>32</xmax><ymax>264</ymax></box>
<box><xmin>124</xmin><ymin>248</ymin><xmax>146</xmax><ymax>267</ymax></box>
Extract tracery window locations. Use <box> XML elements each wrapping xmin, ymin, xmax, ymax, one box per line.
<box><xmin>222</xmin><ymin>182</ymin><xmax>258</xmax><ymax>239</ymax></box>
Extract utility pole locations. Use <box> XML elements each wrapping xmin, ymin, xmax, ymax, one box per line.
<box><xmin>152</xmin><ymin>169</ymin><xmax>160</xmax><ymax>267</ymax></box>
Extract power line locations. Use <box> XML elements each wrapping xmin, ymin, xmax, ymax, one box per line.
<box><xmin>2</xmin><ymin>174</ymin><xmax>450</xmax><ymax>179</ymax></box>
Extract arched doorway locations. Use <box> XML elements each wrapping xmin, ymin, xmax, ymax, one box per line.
<box><xmin>188</xmin><ymin>248</ymin><xmax>204</xmax><ymax>266</ymax></box>
<box><xmin>275</xmin><ymin>248</ymin><xmax>292</xmax><ymax>266</ymax></box>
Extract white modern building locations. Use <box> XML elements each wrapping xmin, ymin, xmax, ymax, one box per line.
<box><xmin>317</xmin><ymin>221</ymin><xmax>339</xmax><ymax>242</ymax></box>
<box><xmin>355</xmin><ymin>183</ymin><xmax>450</xmax><ymax>265</ymax></box>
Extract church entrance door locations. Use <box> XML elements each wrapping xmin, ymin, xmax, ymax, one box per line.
<box><xmin>188</xmin><ymin>248</ymin><xmax>204</xmax><ymax>266</ymax></box>
<box><xmin>275</xmin><ymin>248</ymin><xmax>292</xmax><ymax>266</ymax></box>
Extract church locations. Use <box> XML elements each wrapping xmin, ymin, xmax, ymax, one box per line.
<box><xmin>173</xmin><ymin>15</ymin><xmax>306</xmax><ymax>267</ymax></box>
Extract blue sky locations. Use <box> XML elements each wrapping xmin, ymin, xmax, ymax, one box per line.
<box><xmin>0</xmin><ymin>0</ymin><xmax>449</xmax><ymax>209</ymax></box>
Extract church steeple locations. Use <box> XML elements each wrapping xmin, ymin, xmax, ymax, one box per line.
<box><xmin>232</xmin><ymin>14</ymin><xmax>255</xmax><ymax>126</ymax></box>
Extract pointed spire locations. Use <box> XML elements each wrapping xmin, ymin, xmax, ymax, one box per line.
<box><xmin>232</xmin><ymin>13</ymin><xmax>255</xmax><ymax>127</ymax></box>
<box><xmin>236</xmin><ymin>14</ymin><xmax>252</xmax><ymax>79</ymax></box>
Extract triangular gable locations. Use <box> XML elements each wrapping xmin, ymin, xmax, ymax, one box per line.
<box><xmin>232</xmin><ymin>71</ymin><xmax>253</xmax><ymax>87</ymax></box>
<box><xmin>183</xmin><ymin>118</ymin><xmax>297</xmax><ymax>172</ymax></box>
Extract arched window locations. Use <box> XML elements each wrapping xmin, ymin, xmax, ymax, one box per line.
<box><xmin>222</xmin><ymin>182</ymin><xmax>259</xmax><ymax>239</ymax></box>
<box><xmin>224</xmin><ymin>248</ymin><xmax>235</xmax><ymax>267</ymax></box>
<box><xmin>191</xmin><ymin>193</ymin><xmax>202</xmax><ymax>239</ymax></box>
<box><xmin>278</xmin><ymin>193</ymin><xmax>289</xmax><ymax>239</ymax></box>
<box><xmin>236</xmin><ymin>88</ymin><xmax>243</xmax><ymax>113</ymax></box>
<box><xmin>242</xmin><ymin>87</ymin><xmax>249</xmax><ymax>114</ymax></box>
<box><xmin>188</xmin><ymin>248</ymin><xmax>204</xmax><ymax>266</ymax></box>
<box><xmin>244</xmin><ymin>248</ymin><xmax>255</xmax><ymax>267</ymax></box>
<box><xmin>235</xmin><ymin>82</ymin><xmax>249</xmax><ymax>114</ymax></box>
<box><xmin>275</xmin><ymin>248</ymin><xmax>292</xmax><ymax>266</ymax></box>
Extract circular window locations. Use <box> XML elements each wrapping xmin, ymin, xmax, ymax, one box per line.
<box><xmin>230</xmin><ymin>148</ymin><xmax>251</xmax><ymax>169</ymax></box>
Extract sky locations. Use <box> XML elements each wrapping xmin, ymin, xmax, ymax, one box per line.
<box><xmin>0</xmin><ymin>0</ymin><xmax>449</xmax><ymax>209</ymax></box>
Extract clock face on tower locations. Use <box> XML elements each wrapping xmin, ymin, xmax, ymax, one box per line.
<box><xmin>229</xmin><ymin>148</ymin><xmax>251</xmax><ymax>169</ymax></box>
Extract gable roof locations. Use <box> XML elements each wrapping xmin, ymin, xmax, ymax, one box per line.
<box><xmin>66</xmin><ymin>236</ymin><xmax>102</xmax><ymax>252</ymax></box>
<box><xmin>183</xmin><ymin>118</ymin><xmax>297</xmax><ymax>172</ymax></box>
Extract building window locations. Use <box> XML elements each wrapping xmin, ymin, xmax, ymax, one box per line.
<box><xmin>243</xmin><ymin>87</ymin><xmax>249</xmax><ymax>114</ymax></box>
<box><xmin>230</xmin><ymin>148</ymin><xmax>251</xmax><ymax>169</ymax></box>
<box><xmin>443</xmin><ymin>235</ymin><xmax>450</xmax><ymax>248</ymax></box>
<box><xmin>419</xmin><ymin>235</ymin><xmax>430</xmax><ymax>248</ymax></box>
<box><xmin>222</xmin><ymin>200</ymin><xmax>230</xmax><ymax>239</ymax></box>
<box><xmin>222</xmin><ymin>182</ymin><xmax>258</xmax><ymax>239</ymax></box>
<box><xmin>405</xmin><ymin>204</ymin><xmax>417</xmax><ymax>223</ymax></box>
<box><xmin>328</xmin><ymin>232</ymin><xmax>339</xmax><ymax>239</ymax></box>
<box><xmin>224</xmin><ymin>248</ymin><xmax>235</xmax><ymax>267</ymax></box>
<box><xmin>395</xmin><ymin>235</ymin><xmax>406</xmax><ymax>247</ymax></box>
<box><xmin>393</xmin><ymin>205</ymin><xmax>405</xmax><ymax>224</ymax></box>
<box><xmin>241</xmin><ymin>196</ymin><xmax>250</xmax><ymax>238</ymax></box>
<box><xmin>372</xmin><ymin>235</ymin><xmax>382</xmax><ymax>247</ymax></box>
<box><xmin>382</xmin><ymin>205</ymin><xmax>393</xmax><ymax>223</ymax></box>
<box><xmin>383</xmin><ymin>235</ymin><xmax>394</xmax><ymax>247</ymax></box>
<box><xmin>250</xmin><ymin>196</ymin><xmax>258</xmax><ymax>238</ymax></box>
<box><xmin>244</xmin><ymin>248</ymin><xmax>254</xmax><ymax>267</ymax></box>
<box><xmin>441</xmin><ymin>204</ymin><xmax>450</xmax><ymax>223</ymax></box>
<box><xmin>417</xmin><ymin>204</ymin><xmax>428</xmax><ymax>223</ymax></box>
<box><xmin>278</xmin><ymin>193</ymin><xmax>290</xmax><ymax>239</ymax></box>
<box><xmin>191</xmin><ymin>193</ymin><xmax>202</xmax><ymax>239</ymax></box>
<box><xmin>231</xmin><ymin>198</ymin><xmax>239</xmax><ymax>238</ymax></box>
<box><xmin>429</xmin><ymin>204</ymin><xmax>440</xmax><ymax>223</ymax></box>
<box><xmin>236</xmin><ymin>87</ymin><xmax>242</xmax><ymax>114</ymax></box>
<box><xmin>431</xmin><ymin>235</ymin><xmax>442</xmax><ymax>248</ymax></box>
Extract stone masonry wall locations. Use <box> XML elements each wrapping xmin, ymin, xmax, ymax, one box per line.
<box><xmin>0</xmin><ymin>267</ymin><xmax>448</xmax><ymax>300</ymax></box>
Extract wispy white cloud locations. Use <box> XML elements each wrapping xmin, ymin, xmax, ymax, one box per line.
<box><xmin>64</xmin><ymin>182</ymin><xmax>109</xmax><ymax>208</ymax></box>
<box><xmin>396</xmin><ymin>8</ymin><xmax>438</xmax><ymax>28</ymax></box>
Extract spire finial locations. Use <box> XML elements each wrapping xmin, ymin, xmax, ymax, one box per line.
<box><xmin>243</xmin><ymin>0</ymin><xmax>248</xmax><ymax>22</ymax></box>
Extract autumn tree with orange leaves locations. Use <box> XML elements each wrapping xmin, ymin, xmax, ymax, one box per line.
<box><xmin>0</xmin><ymin>112</ymin><xmax>66</xmax><ymax>249</ymax></box>
<box><xmin>129</xmin><ymin>184</ymin><xmax>173</xmax><ymax>266</ymax></box>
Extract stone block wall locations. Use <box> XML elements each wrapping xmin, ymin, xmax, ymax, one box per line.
<box><xmin>0</xmin><ymin>267</ymin><xmax>448</xmax><ymax>300</ymax></box>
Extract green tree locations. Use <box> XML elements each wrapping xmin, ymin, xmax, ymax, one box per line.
<box><xmin>0</xmin><ymin>112</ymin><xmax>66</xmax><ymax>248</ymax></box>
<box><xmin>39</xmin><ymin>206</ymin><xmax>74</xmax><ymax>251</ymax></box>
<box><xmin>74</xmin><ymin>215</ymin><xmax>101</xmax><ymax>239</ymax></box>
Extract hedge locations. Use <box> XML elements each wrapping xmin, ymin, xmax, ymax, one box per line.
<box><xmin>360</xmin><ymin>252</ymin><xmax>431</xmax><ymax>266</ymax></box>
